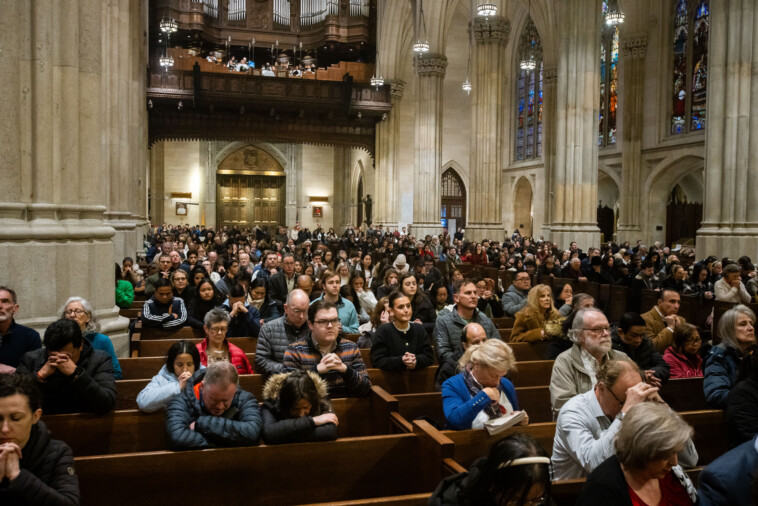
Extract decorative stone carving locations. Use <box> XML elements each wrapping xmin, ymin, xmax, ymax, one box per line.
<box><xmin>415</xmin><ymin>53</ymin><xmax>448</xmax><ymax>77</ymax></box>
<box><xmin>472</xmin><ymin>17</ymin><xmax>510</xmax><ymax>44</ymax></box>
<box><xmin>544</xmin><ymin>67</ymin><xmax>558</xmax><ymax>86</ymax></box>
<box><xmin>622</xmin><ymin>36</ymin><xmax>648</xmax><ymax>59</ymax></box>
<box><xmin>390</xmin><ymin>80</ymin><xmax>405</xmax><ymax>99</ymax></box>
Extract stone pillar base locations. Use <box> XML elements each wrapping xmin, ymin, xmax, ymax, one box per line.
<box><xmin>410</xmin><ymin>222</ymin><xmax>443</xmax><ymax>239</ymax></box>
<box><xmin>549</xmin><ymin>224</ymin><xmax>601</xmax><ymax>251</ymax></box>
<box><xmin>696</xmin><ymin>226</ymin><xmax>758</xmax><ymax>260</ymax></box>
<box><xmin>465</xmin><ymin>224</ymin><xmax>505</xmax><ymax>243</ymax></box>
<box><xmin>616</xmin><ymin>225</ymin><xmax>642</xmax><ymax>244</ymax></box>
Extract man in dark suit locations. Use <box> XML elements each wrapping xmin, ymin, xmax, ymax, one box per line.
<box><xmin>268</xmin><ymin>253</ymin><xmax>297</xmax><ymax>305</ymax></box>
<box><xmin>698</xmin><ymin>435</ymin><xmax>758</xmax><ymax>505</ymax></box>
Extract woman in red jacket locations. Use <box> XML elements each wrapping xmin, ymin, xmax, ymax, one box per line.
<box><xmin>196</xmin><ymin>308</ymin><xmax>253</xmax><ymax>374</ymax></box>
<box><xmin>663</xmin><ymin>323</ymin><xmax>703</xmax><ymax>378</ymax></box>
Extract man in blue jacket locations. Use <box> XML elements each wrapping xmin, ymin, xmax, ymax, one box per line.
<box><xmin>166</xmin><ymin>361</ymin><xmax>262</xmax><ymax>450</ymax></box>
<box><xmin>698</xmin><ymin>436</ymin><xmax>758</xmax><ymax>505</ymax></box>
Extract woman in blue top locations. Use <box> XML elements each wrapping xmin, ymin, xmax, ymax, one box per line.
<box><xmin>60</xmin><ymin>296</ymin><xmax>122</xmax><ymax>379</ymax></box>
<box><xmin>137</xmin><ymin>340</ymin><xmax>202</xmax><ymax>412</ymax></box>
<box><xmin>442</xmin><ymin>338</ymin><xmax>528</xmax><ymax>430</ymax></box>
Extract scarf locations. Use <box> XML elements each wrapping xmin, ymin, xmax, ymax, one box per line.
<box><xmin>462</xmin><ymin>368</ymin><xmax>502</xmax><ymax>420</ymax></box>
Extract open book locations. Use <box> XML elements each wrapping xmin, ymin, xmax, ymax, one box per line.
<box><xmin>483</xmin><ymin>411</ymin><xmax>526</xmax><ymax>435</ymax></box>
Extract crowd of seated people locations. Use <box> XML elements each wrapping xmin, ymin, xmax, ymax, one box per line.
<box><xmin>4</xmin><ymin>221</ymin><xmax>758</xmax><ymax>503</ymax></box>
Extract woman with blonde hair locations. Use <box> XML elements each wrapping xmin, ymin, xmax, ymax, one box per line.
<box><xmin>510</xmin><ymin>284</ymin><xmax>564</xmax><ymax>342</ymax></box>
<box><xmin>442</xmin><ymin>339</ymin><xmax>527</xmax><ymax>430</ymax></box>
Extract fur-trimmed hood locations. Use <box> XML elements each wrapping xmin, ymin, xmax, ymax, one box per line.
<box><xmin>262</xmin><ymin>370</ymin><xmax>330</xmax><ymax>402</ymax></box>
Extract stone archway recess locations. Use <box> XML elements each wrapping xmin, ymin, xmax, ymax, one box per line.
<box><xmin>513</xmin><ymin>176</ymin><xmax>534</xmax><ymax>237</ymax></box>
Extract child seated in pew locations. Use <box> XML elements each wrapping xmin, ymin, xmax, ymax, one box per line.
<box><xmin>260</xmin><ymin>370</ymin><xmax>338</xmax><ymax>445</ymax></box>
<box><xmin>370</xmin><ymin>291</ymin><xmax>434</xmax><ymax>372</ymax></box>
<box><xmin>441</xmin><ymin>339</ymin><xmax>528</xmax><ymax>430</ymax></box>
<box><xmin>0</xmin><ymin>373</ymin><xmax>79</xmax><ymax>505</ymax></box>
<box><xmin>141</xmin><ymin>278</ymin><xmax>188</xmax><ymax>330</ymax></box>
<box><xmin>166</xmin><ymin>361</ymin><xmax>262</xmax><ymax>451</ymax></box>
<box><xmin>429</xmin><ymin>433</ymin><xmax>551</xmax><ymax>506</ymax></box>
<box><xmin>137</xmin><ymin>340</ymin><xmax>203</xmax><ymax>412</ymax></box>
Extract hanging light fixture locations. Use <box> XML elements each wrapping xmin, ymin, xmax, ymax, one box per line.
<box><xmin>604</xmin><ymin>0</ymin><xmax>625</xmax><ymax>25</ymax></box>
<box><xmin>462</xmin><ymin>0</ymin><xmax>473</xmax><ymax>94</ymax></box>
<box><xmin>159</xmin><ymin>55</ymin><xmax>174</xmax><ymax>68</ymax></box>
<box><xmin>159</xmin><ymin>18</ymin><xmax>178</xmax><ymax>33</ymax></box>
<box><xmin>371</xmin><ymin>1</ymin><xmax>384</xmax><ymax>89</ymax></box>
<box><xmin>159</xmin><ymin>14</ymin><xmax>176</xmax><ymax>69</ymax></box>
<box><xmin>476</xmin><ymin>2</ymin><xmax>497</xmax><ymax>18</ymax></box>
<box><xmin>520</xmin><ymin>0</ymin><xmax>537</xmax><ymax>71</ymax></box>
<box><xmin>413</xmin><ymin>0</ymin><xmax>430</xmax><ymax>54</ymax></box>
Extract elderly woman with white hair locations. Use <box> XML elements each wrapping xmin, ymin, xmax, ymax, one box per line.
<box><xmin>549</xmin><ymin>308</ymin><xmax>629</xmax><ymax>419</ymax></box>
<box><xmin>704</xmin><ymin>304</ymin><xmax>757</xmax><ymax>409</ymax></box>
<box><xmin>442</xmin><ymin>339</ymin><xmax>528</xmax><ymax>430</ymax></box>
<box><xmin>60</xmin><ymin>297</ymin><xmax>122</xmax><ymax>379</ymax></box>
<box><xmin>578</xmin><ymin>402</ymin><xmax>697</xmax><ymax>505</ymax></box>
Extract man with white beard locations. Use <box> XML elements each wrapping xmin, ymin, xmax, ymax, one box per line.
<box><xmin>0</xmin><ymin>287</ymin><xmax>41</xmax><ymax>373</ymax></box>
<box><xmin>549</xmin><ymin>308</ymin><xmax>629</xmax><ymax>420</ymax></box>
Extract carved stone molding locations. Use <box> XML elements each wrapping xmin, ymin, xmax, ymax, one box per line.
<box><xmin>622</xmin><ymin>36</ymin><xmax>648</xmax><ymax>59</ymax></box>
<box><xmin>390</xmin><ymin>80</ymin><xmax>406</xmax><ymax>99</ymax></box>
<box><xmin>543</xmin><ymin>67</ymin><xmax>558</xmax><ymax>86</ymax></box>
<box><xmin>415</xmin><ymin>53</ymin><xmax>448</xmax><ymax>77</ymax></box>
<box><xmin>472</xmin><ymin>16</ymin><xmax>510</xmax><ymax>44</ymax></box>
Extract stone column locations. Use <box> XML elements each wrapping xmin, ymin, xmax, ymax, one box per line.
<box><xmin>411</xmin><ymin>54</ymin><xmax>447</xmax><ymax>238</ymax></box>
<box><xmin>697</xmin><ymin>0</ymin><xmax>758</xmax><ymax>258</ymax></box>
<box><xmin>616</xmin><ymin>35</ymin><xmax>648</xmax><ymax>240</ymax></box>
<box><xmin>540</xmin><ymin>66</ymin><xmax>559</xmax><ymax>238</ymax></box>
<box><xmin>374</xmin><ymin>80</ymin><xmax>404</xmax><ymax>229</ymax></box>
<box><xmin>333</xmin><ymin>146</ymin><xmax>353</xmax><ymax>232</ymax></box>
<box><xmin>0</xmin><ymin>0</ymin><xmax>129</xmax><ymax>352</ymax></box>
<box><xmin>549</xmin><ymin>0</ymin><xmax>602</xmax><ymax>250</ymax></box>
<box><xmin>467</xmin><ymin>17</ymin><xmax>510</xmax><ymax>242</ymax></box>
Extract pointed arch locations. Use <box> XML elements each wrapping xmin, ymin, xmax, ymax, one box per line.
<box><xmin>441</xmin><ymin>166</ymin><xmax>467</xmax><ymax>229</ymax></box>
<box><xmin>513</xmin><ymin>176</ymin><xmax>534</xmax><ymax>237</ymax></box>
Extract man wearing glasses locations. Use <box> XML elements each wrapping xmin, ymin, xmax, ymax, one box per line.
<box><xmin>255</xmin><ymin>289</ymin><xmax>311</xmax><ymax>377</ymax></box>
<box><xmin>549</xmin><ymin>308</ymin><xmax>629</xmax><ymax>419</ymax></box>
<box><xmin>282</xmin><ymin>300</ymin><xmax>371</xmax><ymax>397</ymax></box>
<box><xmin>551</xmin><ymin>359</ymin><xmax>697</xmax><ymax>480</ymax></box>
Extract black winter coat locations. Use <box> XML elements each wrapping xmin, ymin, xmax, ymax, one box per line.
<box><xmin>17</xmin><ymin>343</ymin><xmax>116</xmax><ymax>415</ymax></box>
<box><xmin>411</xmin><ymin>293</ymin><xmax>437</xmax><ymax>333</ymax></box>
<box><xmin>370</xmin><ymin>322</ymin><xmax>434</xmax><ymax>371</ymax></box>
<box><xmin>0</xmin><ymin>421</ymin><xmax>79</xmax><ymax>506</ymax></box>
<box><xmin>610</xmin><ymin>327</ymin><xmax>671</xmax><ymax>382</ymax></box>
<box><xmin>727</xmin><ymin>377</ymin><xmax>758</xmax><ymax>448</ymax></box>
<box><xmin>428</xmin><ymin>457</ymin><xmax>496</xmax><ymax>506</ymax></box>
<box><xmin>165</xmin><ymin>370</ymin><xmax>262</xmax><ymax>450</ymax></box>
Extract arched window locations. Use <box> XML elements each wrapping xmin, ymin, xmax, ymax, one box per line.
<box><xmin>671</xmin><ymin>0</ymin><xmax>709</xmax><ymax>135</ymax></box>
<box><xmin>515</xmin><ymin>18</ymin><xmax>543</xmax><ymax>162</ymax></box>
<box><xmin>441</xmin><ymin>168</ymin><xmax>466</xmax><ymax>229</ymax></box>
<box><xmin>599</xmin><ymin>2</ymin><xmax>619</xmax><ymax>147</ymax></box>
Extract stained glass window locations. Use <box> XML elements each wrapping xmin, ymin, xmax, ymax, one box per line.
<box><xmin>515</xmin><ymin>18</ymin><xmax>543</xmax><ymax>162</ymax></box>
<box><xmin>672</xmin><ymin>0</ymin><xmax>709</xmax><ymax>134</ymax></box>
<box><xmin>599</xmin><ymin>1</ymin><xmax>619</xmax><ymax>147</ymax></box>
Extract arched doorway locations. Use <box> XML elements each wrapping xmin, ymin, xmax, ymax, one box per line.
<box><xmin>597</xmin><ymin>171</ymin><xmax>620</xmax><ymax>242</ymax></box>
<box><xmin>216</xmin><ymin>145</ymin><xmax>286</xmax><ymax>231</ymax></box>
<box><xmin>513</xmin><ymin>177</ymin><xmax>533</xmax><ymax>237</ymax></box>
<box><xmin>666</xmin><ymin>174</ymin><xmax>703</xmax><ymax>246</ymax></box>
<box><xmin>441</xmin><ymin>168</ymin><xmax>466</xmax><ymax>231</ymax></box>
<box><xmin>356</xmin><ymin>176</ymin><xmax>364</xmax><ymax>227</ymax></box>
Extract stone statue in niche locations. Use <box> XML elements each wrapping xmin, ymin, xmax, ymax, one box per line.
<box><xmin>362</xmin><ymin>194</ymin><xmax>373</xmax><ymax>227</ymax></box>
<box><xmin>244</xmin><ymin>148</ymin><xmax>259</xmax><ymax>167</ymax></box>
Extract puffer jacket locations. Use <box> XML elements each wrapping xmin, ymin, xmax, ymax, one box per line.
<box><xmin>704</xmin><ymin>344</ymin><xmax>743</xmax><ymax>409</ymax></box>
<box><xmin>165</xmin><ymin>369</ymin><xmax>262</xmax><ymax>450</ymax></box>
<box><xmin>0</xmin><ymin>421</ymin><xmax>79</xmax><ymax>506</ymax></box>
<box><xmin>501</xmin><ymin>284</ymin><xmax>528</xmax><ymax>317</ymax></box>
<box><xmin>254</xmin><ymin>316</ymin><xmax>311</xmax><ymax>377</ymax></box>
<box><xmin>726</xmin><ymin>377</ymin><xmax>758</xmax><ymax>448</ymax></box>
<box><xmin>260</xmin><ymin>371</ymin><xmax>338</xmax><ymax>445</ymax></box>
<box><xmin>136</xmin><ymin>364</ymin><xmax>205</xmax><ymax>412</ymax></box>
<box><xmin>428</xmin><ymin>457</ymin><xmax>493</xmax><ymax>506</ymax></box>
<box><xmin>17</xmin><ymin>342</ymin><xmax>116</xmax><ymax>415</ymax></box>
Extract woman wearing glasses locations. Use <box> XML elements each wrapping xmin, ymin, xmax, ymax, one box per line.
<box><xmin>663</xmin><ymin>323</ymin><xmax>703</xmax><ymax>379</ymax></box>
<box><xmin>59</xmin><ymin>297</ymin><xmax>122</xmax><ymax>380</ymax></box>
<box><xmin>196</xmin><ymin>308</ymin><xmax>253</xmax><ymax>374</ymax></box>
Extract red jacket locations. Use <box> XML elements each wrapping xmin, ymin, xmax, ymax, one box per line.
<box><xmin>662</xmin><ymin>346</ymin><xmax>703</xmax><ymax>379</ymax></box>
<box><xmin>196</xmin><ymin>338</ymin><xmax>253</xmax><ymax>375</ymax></box>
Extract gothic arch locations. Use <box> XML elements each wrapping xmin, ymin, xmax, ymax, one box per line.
<box><xmin>513</xmin><ymin>176</ymin><xmax>534</xmax><ymax>237</ymax></box>
<box><xmin>441</xmin><ymin>165</ymin><xmax>467</xmax><ymax>230</ymax></box>
<box><xmin>214</xmin><ymin>141</ymin><xmax>290</xmax><ymax>172</ymax></box>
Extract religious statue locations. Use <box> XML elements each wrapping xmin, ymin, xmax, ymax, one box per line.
<box><xmin>362</xmin><ymin>195</ymin><xmax>373</xmax><ymax>227</ymax></box>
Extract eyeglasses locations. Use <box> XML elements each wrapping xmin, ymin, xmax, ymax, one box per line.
<box><xmin>289</xmin><ymin>308</ymin><xmax>307</xmax><ymax>315</ymax></box>
<box><xmin>209</xmin><ymin>326</ymin><xmax>228</xmax><ymax>334</ymax></box>
<box><xmin>314</xmin><ymin>318</ymin><xmax>341</xmax><ymax>328</ymax></box>
<box><xmin>607</xmin><ymin>386</ymin><xmax>626</xmax><ymax>408</ymax></box>
<box><xmin>65</xmin><ymin>309</ymin><xmax>86</xmax><ymax>316</ymax></box>
<box><xmin>582</xmin><ymin>327</ymin><xmax>611</xmax><ymax>335</ymax></box>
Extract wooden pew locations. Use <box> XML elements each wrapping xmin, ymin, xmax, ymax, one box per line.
<box><xmin>490</xmin><ymin>317</ymin><xmax>515</xmax><ymax>329</ymax></box>
<box><xmin>120</xmin><ymin>351</ymin><xmax>257</xmax><ymax>380</ymax></box>
<box><xmin>508</xmin><ymin>341</ymin><xmax>551</xmax><ymax>361</ymax></box>
<box><xmin>44</xmin><ymin>386</ymin><xmax>399</xmax><ymax>456</ymax></box>
<box><xmin>118</xmin><ymin>308</ymin><xmax>141</xmax><ymax>320</ymax></box>
<box><xmin>74</xmin><ymin>432</ymin><xmax>439</xmax><ymax>505</ymax></box>
<box><xmin>137</xmin><ymin>325</ymin><xmax>206</xmax><ymax>340</ymax></box>
<box><xmin>498</xmin><ymin>328</ymin><xmax>512</xmax><ymax>341</ymax></box>
<box><xmin>133</xmin><ymin>336</ymin><xmax>258</xmax><ymax>357</ymax></box>
<box><xmin>302</xmin><ymin>494</ymin><xmax>431</xmax><ymax>505</ymax></box>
